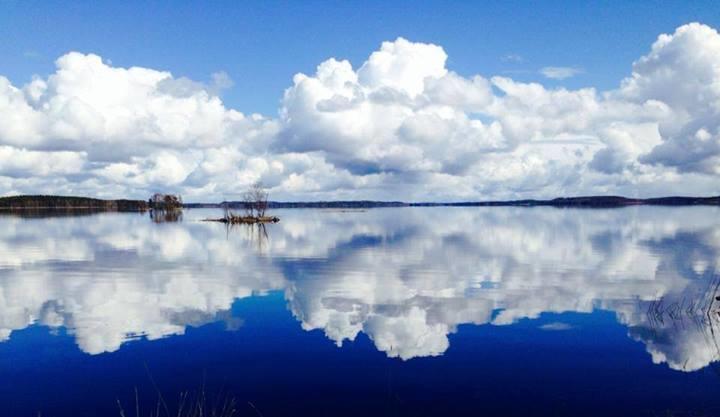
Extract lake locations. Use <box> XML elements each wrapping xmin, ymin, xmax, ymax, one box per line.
<box><xmin>1</xmin><ymin>206</ymin><xmax>719</xmax><ymax>416</ymax></box>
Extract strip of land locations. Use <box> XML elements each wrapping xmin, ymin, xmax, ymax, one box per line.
<box><xmin>2</xmin><ymin>194</ymin><xmax>720</xmax><ymax>211</ymax></box>
<box><xmin>0</xmin><ymin>195</ymin><xmax>148</xmax><ymax>211</ymax></box>
<box><xmin>189</xmin><ymin>195</ymin><xmax>720</xmax><ymax>209</ymax></box>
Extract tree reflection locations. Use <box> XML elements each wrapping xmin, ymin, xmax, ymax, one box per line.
<box><xmin>150</xmin><ymin>209</ymin><xmax>184</xmax><ymax>223</ymax></box>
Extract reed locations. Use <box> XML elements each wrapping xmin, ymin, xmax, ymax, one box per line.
<box><xmin>117</xmin><ymin>387</ymin><xmax>253</xmax><ymax>417</ymax></box>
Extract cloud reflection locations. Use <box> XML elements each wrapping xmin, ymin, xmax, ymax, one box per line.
<box><xmin>0</xmin><ymin>207</ymin><xmax>718</xmax><ymax>370</ymax></box>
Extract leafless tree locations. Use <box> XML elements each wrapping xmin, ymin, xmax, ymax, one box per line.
<box><xmin>222</xmin><ymin>202</ymin><xmax>230</xmax><ymax>220</ymax></box>
<box><xmin>242</xmin><ymin>190</ymin><xmax>255</xmax><ymax>216</ymax></box>
<box><xmin>250</xmin><ymin>182</ymin><xmax>269</xmax><ymax>217</ymax></box>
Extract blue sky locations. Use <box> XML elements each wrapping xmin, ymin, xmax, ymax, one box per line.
<box><xmin>1</xmin><ymin>1</ymin><xmax>720</xmax><ymax>201</ymax></box>
<box><xmin>2</xmin><ymin>1</ymin><xmax>717</xmax><ymax>115</ymax></box>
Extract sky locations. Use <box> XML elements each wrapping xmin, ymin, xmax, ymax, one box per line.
<box><xmin>1</xmin><ymin>1</ymin><xmax>720</xmax><ymax>202</ymax></box>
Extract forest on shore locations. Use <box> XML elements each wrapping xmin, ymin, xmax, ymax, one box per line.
<box><xmin>0</xmin><ymin>195</ymin><xmax>148</xmax><ymax>211</ymax></box>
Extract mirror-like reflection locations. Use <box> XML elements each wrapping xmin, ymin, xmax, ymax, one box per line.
<box><xmin>0</xmin><ymin>207</ymin><xmax>719</xmax><ymax>372</ymax></box>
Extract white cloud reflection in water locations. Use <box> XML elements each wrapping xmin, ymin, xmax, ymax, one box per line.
<box><xmin>0</xmin><ymin>207</ymin><xmax>718</xmax><ymax>371</ymax></box>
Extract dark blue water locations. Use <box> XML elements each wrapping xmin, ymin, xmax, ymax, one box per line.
<box><xmin>1</xmin><ymin>207</ymin><xmax>719</xmax><ymax>416</ymax></box>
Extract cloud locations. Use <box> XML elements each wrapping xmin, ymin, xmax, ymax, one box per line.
<box><xmin>622</xmin><ymin>23</ymin><xmax>720</xmax><ymax>175</ymax></box>
<box><xmin>0</xmin><ymin>146</ymin><xmax>85</xmax><ymax>177</ymax></box>
<box><xmin>1</xmin><ymin>24</ymin><xmax>720</xmax><ymax>200</ymax></box>
<box><xmin>540</xmin><ymin>66</ymin><xmax>584</xmax><ymax>80</ymax></box>
<box><xmin>501</xmin><ymin>54</ymin><xmax>524</xmax><ymax>63</ymax></box>
<box><xmin>22</xmin><ymin>50</ymin><xmax>42</xmax><ymax>60</ymax></box>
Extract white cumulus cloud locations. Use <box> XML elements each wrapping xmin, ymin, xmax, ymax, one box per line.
<box><xmin>1</xmin><ymin>24</ymin><xmax>720</xmax><ymax>200</ymax></box>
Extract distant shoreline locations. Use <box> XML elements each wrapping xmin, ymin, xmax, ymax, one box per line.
<box><xmin>2</xmin><ymin>194</ymin><xmax>719</xmax><ymax>211</ymax></box>
<box><xmin>189</xmin><ymin>195</ymin><xmax>720</xmax><ymax>209</ymax></box>
<box><xmin>0</xmin><ymin>195</ymin><xmax>149</xmax><ymax>211</ymax></box>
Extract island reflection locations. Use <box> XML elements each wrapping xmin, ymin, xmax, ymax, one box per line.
<box><xmin>0</xmin><ymin>207</ymin><xmax>718</xmax><ymax>371</ymax></box>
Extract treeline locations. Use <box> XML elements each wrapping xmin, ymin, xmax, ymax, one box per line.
<box><xmin>233</xmin><ymin>200</ymin><xmax>405</xmax><ymax>209</ymax></box>
<box><xmin>184</xmin><ymin>196</ymin><xmax>720</xmax><ymax>209</ymax></box>
<box><xmin>413</xmin><ymin>196</ymin><xmax>720</xmax><ymax>207</ymax></box>
<box><xmin>0</xmin><ymin>195</ymin><xmax>149</xmax><ymax>211</ymax></box>
<box><xmin>182</xmin><ymin>200</ymin><xmax>408</xmax><ymax>209</ymax></box>
<box><xmin>185</xmin><ymin>201</ymin><xmax>406</xmax><ymax>209</ymax></box>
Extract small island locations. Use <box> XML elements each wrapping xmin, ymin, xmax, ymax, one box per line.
<box><xmin>204</xmin><ymin>182</ymin><xmax>280</xmax><ymax>224</ymax></box>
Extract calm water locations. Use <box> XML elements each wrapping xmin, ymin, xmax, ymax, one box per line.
<box><xmin>1</xmin><ymin>206</ymin><xmax>720</xmax><ymax>416</ymax></box>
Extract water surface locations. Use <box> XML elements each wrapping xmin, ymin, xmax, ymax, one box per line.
<box><xmin>1</xmin><ymin>207</ymin><xmax>719</xmax><ymax>416</ymax></box>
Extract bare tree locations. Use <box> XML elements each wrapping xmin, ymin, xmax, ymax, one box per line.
<box><xmin>250</xmin><ymin>182</ymin><xmax>269</xmax><ymax>217</ymax></box>
<box><xmin>242</xmin><ymin>190</ymin><xmax>255</xmax><ymax>216</ymax></box>
<box><xmin>222</xmin><ymin>202</ymin><xmax>230</xmax><ymax>221</ymax></box>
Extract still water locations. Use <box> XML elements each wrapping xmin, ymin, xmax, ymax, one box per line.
<box><xmin>1</xmin><ymin>206</ymin><xmax>719</xmax><ymax>416</ymax></box>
